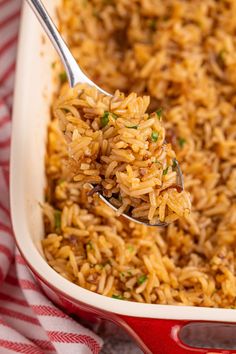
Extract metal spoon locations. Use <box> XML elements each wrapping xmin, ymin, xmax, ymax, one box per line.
<box><xmin>26</xmin><ymin>0</ymin><xmax>184</xmax><ymax>227</ymax></box>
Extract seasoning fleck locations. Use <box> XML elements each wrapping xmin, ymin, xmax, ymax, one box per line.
<box><xmin>126</xmin><ymin>125</ymin><xmax>138</xmax><ymax>129</ymax></box>
<box><xmin>54</xmin><ymin>210</ymin><xmax>61</xmax><ymax>231</ymax></box>
<box><xmin>59</xmin><ymin>72</ymin><xmax>67</xmax><ymax>84</ymax></box>
<box><xmin>217</xmin><ymin>49</ymin><xmax>226</xmax><ymax>65</ymax></box>
<box><xmin>149</xmin><ymin>19</ymin><xmax>157</xmax><ymax>31</ymax></box>
<box><xmin>156</xmin><ymin>108</ymin><xmax>163</xmax><ymax>119</ymax></box>
<box><xmin>172</xmin><ymin>160</ymin><xmax>177</xmax><ymax>169</ymax></box>
<box><xmin>101</xmin><ymin>111</ymin><xmax>109</xmax><ymax>127</ymax></box>
<box><xmin>178</xmin><ymin>137</ymin><xmax>186</xmax><ymax>148</ymax></box>
<box><xmin>112</xmin><ymin>294</ymin><xmax>123</xmax><ymax>300</ymax></box>
<box><xmin>86</xmin><ymin>242</ymin><xmax>93</xmax><ymax>251</ymax></box>
<box><xmin>112</xmin><ymin>113</ymin><xmax>118</xmax><ymax>120</ymax></box>
<box><xmin>151</xmin><ymin>131</ymin><xmax>159</xmax><ymax>142</ymax></box>
<box><xmin>127</xmin><ymin>245</ymin><xmax>134</xmax><ymax>252</ymax></box>
<box><xmin>163</xmin><ymin>166</ymin><xmax>169</xmax><ymax>175</ymax></box>
<box><xmin>137</xmin><ymin>275</ymin><xmax>147</xmax><ymax>285</ymax></box>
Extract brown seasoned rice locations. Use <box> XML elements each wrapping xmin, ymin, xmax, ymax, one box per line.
<box><xmin>54</xmin><ymin>83</ymin><xmax>190</xmax><ymax>224</ymax></box>
<box><xmin>42</xmin><ymin>0</ymin><xmax>236</xmax><ymax>308</ymax></box>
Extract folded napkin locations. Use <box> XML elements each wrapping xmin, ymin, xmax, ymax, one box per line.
<box><xmin>0</xmin><ymin>1</ymin><xmax>103</xmax><ymax>352</ymax></box>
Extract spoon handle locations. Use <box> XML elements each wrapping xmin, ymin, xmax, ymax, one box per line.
<box><xmin>26</xmin><ymin>0</ymin><xmax>93</xmax><ymax>88</ymax></box>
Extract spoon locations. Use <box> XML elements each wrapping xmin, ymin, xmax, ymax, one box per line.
<box><xmin>26</xmin><ymin>0</ymin><xmax>184</xmax><ymax>227</ymax></box>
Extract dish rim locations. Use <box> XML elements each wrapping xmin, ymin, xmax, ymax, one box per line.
<box><xmin>10</xmin><ymin>0</ymin><xmax>236</xmax><ymax>322</ymax></box>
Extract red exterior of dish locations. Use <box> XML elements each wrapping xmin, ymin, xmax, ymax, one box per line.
<box><xmin>34</xmin><ymin>274</ymin><xmax>236</xmax><ymax>354</ymax></box>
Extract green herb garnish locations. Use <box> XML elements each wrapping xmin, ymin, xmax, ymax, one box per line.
<box><xmin>54</xmin><ymin>210</ymin><xmax>61</xmax><ymax>231</ymax></box>
<box><xmin>101</xmin><ymin>111</ymin><xmax>109</xmax><ymax>127</ymax></box>
<box><xmin>178</xmin><ymin>137</ymin><xmax>186</xmax><ymax>148</ymax></box>
<box><xmin>112</xmin><ymin>113</ymin><xmax>118</xmax><ymax>120</ymax></box>
<box><xmin>58</xmin><ymin>179</ymin><xmax>65</xmax><ymax>185</ymax></box>
<box><xmin>86</xmin><ymin>242</ymin><xmax>93</xmax><ymax>251</ymax></box>
<box><xmin>137</xmin><ymin>275</ymin><xmax>147</xmax><ymax>285</ymax></box>
<box><xmin>218</xmin><ymin>49</ymin><xmax>226</xmax><ymax>64</ymax></box>
<box><xmin>156</xmin><ymin>108</ymin><xmax>163</xmax><ymax>119</ymax></box>
<box><xmin>151</xmin><ymin>131</ymin><xmax>159</xmax><ymax>142</ymax></box>
<box><xmin>59</xmin><ymin>72</ymin><xmax>67</xmax><ymax>84</ymax></box>
<box><xmin>149</xmin><ymin>19</ymin><xmax>157</xmax><ymax>31</ymax></box>
<box><xmin>126</xmin><ymin>125</ymin><xmax>138</xmax><ymax>129</ymax></box>
<box><xmin>127</xmin><ymin>245</ymin><xmax>134</xmax><ymax>252</ymax></box>
<box><xmin>163</xmin><ymin>166</ymin><xmax>169</xmax><ymax>175</ymax></box>
<box><xmin>172</xmin><ymin>160</ymin><xmax>177</xmax><ymax>169</ymax></box>
<box><xmin>51</xmin><ymin>62</ymin><xmax>56</xmax><ymax>69</ymax></box>
<box><xmin>112</xmin><ymin>294</ymin><xmax>123</xmax><ymax>300</ymax></box>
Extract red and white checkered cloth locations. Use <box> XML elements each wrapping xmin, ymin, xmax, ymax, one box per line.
<box><xmin>0</xmin><ymin>0</ymin><xmax>103</xmax><ymax>353</ymax></box>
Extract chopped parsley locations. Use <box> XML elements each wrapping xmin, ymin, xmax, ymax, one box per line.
<box><xmin>163</xmin><ymin>166</ymin><xmax>169</xmax><ymax>175</ymax></box>
<box><xmin>218</xmin><ymin>49</ymin><xmax>226</xmax><ymax>64</ymax></box>
<box><xmin>156</xmin><ymin>108</ymin><xmax>163</xmax><ymax>119</ymax></box>
<box><xmin>137</xmin><ymin>275</ymin><xmax>147</xmax><ymax>285</ymax></box>
<box><xmin>101</xmin><ymin>111</ymin><xmax>109</xmax><ymax>127</ymax></box>
<box><xmin>86</xmin><ymin>242</ymin><xmax>93</xmax><ymax>251</ymax></box>
<box><xmin>151</xmin><ymin>131</ymin><xmax>159</xmax><ymax>142</ymax></box>
<box><xmin>54</xmin><ymin>210</ymin><xmax>61</xmax><ymax>231</ymax></box>
<box><xmin>127</xmin><ymin>245</ymin><xmax>134</xmax><ymax>252</ymax></box>
<box><xmin>126</xmin><ymin>125</ymin><xmax>138</xmax><ymax>129</ymax></box>
<box><xmin>58</xmin><ymin>179</ymin><xmax>65</xmax><ymax>184</ymax></box>
<box><xmin>112</xmin><ymin>113</ymin><xmax>118</xmax><ymax>120</ymax></box>
<box><xmin>112</xmin><ymin>294</ymin><xmax>123</xmax><ymax>300</ymax></box>
<box><xmin>51</xmin><ymin>61</ymin><xmax>56</xmax><ymax>69</ymax></box>
<box><xmin>59</xmin><ymin>71</ymin><xmax>67</xmax><ymax>84</ymax></box>
<box><xmin>178</xmin><ymin>137</ymin><xmax>186</xmax><ymax>148</ymax></box>
<box><xmin>172</xmin><ymin>160</ymin><xmax>177</xmax><ymax>169</ymax></box>
<box><xmin>149</xmin><ymin>19</ymin><xmax>157</xmax><ymax>31</ymax></box>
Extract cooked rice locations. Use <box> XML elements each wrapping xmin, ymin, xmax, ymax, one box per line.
<box><xmin>42</xmin><ymin>0</ymin><xmax>236</xmax><ymax>308</ymax></box>
<box><xmin>54</xmin><ymin>83</ymin><xmax>190</xmax><ymax>224</ymax></box>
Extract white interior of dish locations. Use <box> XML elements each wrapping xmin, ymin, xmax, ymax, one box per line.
<box><xmin>10</xmin><ymin>1</ymin><xmax>236</xmax><ymax>321</ymax></box>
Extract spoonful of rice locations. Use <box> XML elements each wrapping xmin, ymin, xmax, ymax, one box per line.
<box><xmin>27</xmin><ymin>0</ymin><xmax>191</xmax><ymax>226</ymax></box>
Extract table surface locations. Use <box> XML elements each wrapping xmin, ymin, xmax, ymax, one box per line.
<box><xmin>96</xmin><ymin>321</ymin><xmax>143</xmax><ymax>354</ymax></box>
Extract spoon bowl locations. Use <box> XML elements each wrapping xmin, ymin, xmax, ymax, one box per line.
<box><xmin>99</xmin><ymin>158</ymin><xmax>183</xmax><ymax>227</ymax></box>
<box><xmin>26</xmin><ymin>0</ymin><xmax>184</xmax><ymax>227</ymax></box>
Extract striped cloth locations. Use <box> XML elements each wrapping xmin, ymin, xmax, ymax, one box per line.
<box><xmin>0</xmin><ymin>0</ymin><xmax>103</xmax><ymax>353</ymax></box>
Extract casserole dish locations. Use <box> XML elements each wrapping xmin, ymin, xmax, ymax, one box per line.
<box><xmin>10</xmin><ymin>2</ymin><xmax>236</xmax><ymax>353</ymax></box>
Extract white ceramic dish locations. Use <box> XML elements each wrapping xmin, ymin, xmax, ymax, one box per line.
<box><xmin>10</xmin><ymin>2</ymin><xmax>236</xmax><ymax>353</ymax></box>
